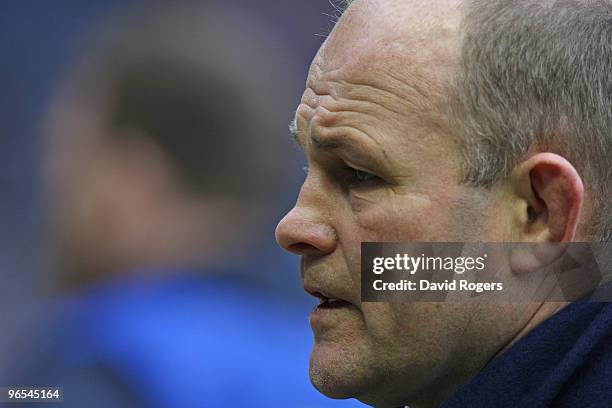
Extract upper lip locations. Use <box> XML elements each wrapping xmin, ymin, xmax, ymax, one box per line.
<box><xmin>302</xmin><ymin>275</ymin><xmax>356</xmax><ymax>306</ymax></box>
<box><xmin>300</xmin><ymin>257</ymin><xmax>358</xmax><ymax>306</ymax></box>
<box><xmin>303</xmin><ymin>284</ymin><xmax>341</xmax><ymax>304</ymax></box>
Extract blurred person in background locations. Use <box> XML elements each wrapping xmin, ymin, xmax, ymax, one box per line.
<box><xmin>4</xmin><ymin>3</ymin><xmax>363</xmax><ymax>407</ymax></box>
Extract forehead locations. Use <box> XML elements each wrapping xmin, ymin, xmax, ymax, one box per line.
<box><xmin>303</xmin><ymin>0</ymin><xmax>462</xmax><ymax>115</ymax></box>
<box><xmin>293</xmin><ymin>0</ymin><xmax>464</xmax><ymax>179</ymax></box>
<box><xmin>323</xmin><ymin>1</ymin><xmax>459</xmax><ymax>63</ymax></box>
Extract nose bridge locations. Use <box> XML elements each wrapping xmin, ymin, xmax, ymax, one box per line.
<box><xmin>276</xmin><ymin>173</ymin><xmax>337</xmax><ymax>255</ymax></box>
<box><xmin>295</xmin><ymin>169</ymin><xmax>327</xmax><ymax>213</ymax></box>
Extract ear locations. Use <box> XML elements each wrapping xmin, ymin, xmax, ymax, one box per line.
<box><xmin>513</xmin><ymin>153</ymin><xmax>584</xmax><ymax>242</ymax></box>
<box><xmin>509</xmin><ymin>153</ymin><xmax>584</xmax><ymax>273</ymax></box>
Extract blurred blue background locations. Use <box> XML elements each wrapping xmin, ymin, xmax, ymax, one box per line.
<box><xmin>0</xmin><ymin>1</ymin><xmax>365</xmax><ymax>406</ymax></box>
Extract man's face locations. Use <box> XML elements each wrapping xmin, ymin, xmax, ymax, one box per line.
<box><xmin>276</xmin><ymin>0</ymin><xmax>526</xmax><ymax>406</ymax></box>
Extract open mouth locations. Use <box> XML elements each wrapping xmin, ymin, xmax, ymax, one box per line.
<box><xmin>307</xmin><ymin>288</ymin><xmax>355</xmax><ymax>328</ymax></box>
<box><xmin>314</xmin><ymin>293</ymin><xmax>351</xmax><ymax>309</ymax></box>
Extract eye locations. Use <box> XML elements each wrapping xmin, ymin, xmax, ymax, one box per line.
<box><xmin>342</xmin><ymin>165</ymin><xmax>382</xmax><ymax>189</ymax></box>
<box><xmin>352</xmin><ymin>168</ymin><xmax>375</xmax><ymax>182</ymax></box>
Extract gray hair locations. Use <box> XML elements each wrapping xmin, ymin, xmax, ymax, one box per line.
<box><xmin>449</xmin><ymin>0</ymin><xmax>612</xmax><ymax>241</ymax></box>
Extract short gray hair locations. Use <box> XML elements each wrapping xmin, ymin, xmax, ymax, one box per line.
<box><xmin>450</xmin><ymin>0</ymin><xmax>612</xmax><ymax>241</ymax></box>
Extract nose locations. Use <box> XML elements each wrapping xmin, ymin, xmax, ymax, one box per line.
<box><xmin>275</xmin><ymin>205</ymin><xmax>337</xmax><ymax>256</ymax></box>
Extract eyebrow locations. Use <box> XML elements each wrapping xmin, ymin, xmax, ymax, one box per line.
<box><xmin>289</xmin><ymin>118</ymin><xmax>345</xmax><ymax>152</ymax></box>
<box><xmin>289</xmin><ymin>118</ymin><xmax>302</xmax><ymax>147</ymax></box>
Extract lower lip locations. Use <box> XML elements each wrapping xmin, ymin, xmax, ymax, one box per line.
<box><xmin>309</xmin><ymin>300</ymin><xmax>354</xmax><ymax>329</ymax></box>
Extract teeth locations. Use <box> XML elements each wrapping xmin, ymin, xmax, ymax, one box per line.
<box><xmin>318</xmin><ymin>297</ymin><xmax>339</xmax><ymax>305</ymax></box>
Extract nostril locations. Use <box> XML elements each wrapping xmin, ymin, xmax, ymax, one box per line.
<box><xmin>288</xmin><ymin>242</ymin><xmax>318</xmax><ymax>255</ymax></box>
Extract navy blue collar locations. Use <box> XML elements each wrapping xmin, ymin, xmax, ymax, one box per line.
<box><xmin>442</xmin><ymin>301</ymin><xmax>612</xmax><ymax>407</ymax></box>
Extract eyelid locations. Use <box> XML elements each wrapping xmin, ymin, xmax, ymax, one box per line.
<box><xmin>343</xmin><ymin>160</ymin><xmax>371</xmax><ymax>174</ymax></box>
<box><xmin>341</xmin><ymin>163</ymin><xmax>384</xmax><ymax>189</ymax></box>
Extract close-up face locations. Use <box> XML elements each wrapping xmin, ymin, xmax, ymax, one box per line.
<box><xmin>276</xmin><ymin>0</ymin><xmax>538</xmax><ymax>406</ymax></box>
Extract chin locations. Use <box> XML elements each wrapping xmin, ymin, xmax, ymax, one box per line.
<box><xmin>309</xmin><ymin>338</ymin><xmax>431</xmax><ymax>408</ymax></box>
<box><xmin>308</xmin><ymin>339</ymin><xmax>374</xmax><ymax>400</ymax></box>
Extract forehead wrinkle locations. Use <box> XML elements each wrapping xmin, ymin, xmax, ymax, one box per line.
<box><xmin>338</xmin><ymin>78</ymin><xmax>425</xmax><ymax>119</ymax></box>
<box><xmin>300</xmin><ymin>83</ymin><xmax>438</xmax><ymax>170</ymax></box>
<box><xmin>307</xmin><ymin>0</ymin><xmax>463</xmax><ymax>139</ymax></box>
<box><xmin>338</xmin><ymin>43</ymin><xmax>453</xmax><ymax>116</ymax></box>
<box><xmin>295</xmin><ymin>98</ymin><xmax>393</xmax><ymax>164</ymax></box>
<box><xmin>304</xmin><ymin>74</ymin><xmax>429</xmax><ymax>133</ymax></box>
<box><xmin>296</xmin><ymin>83</ymin><xmax>406</xmax><ymax>168</ymax></box>
<box><xmin>311</xmin><ymin>50</ymin><xmax>435</xmax><ymax>114</ymax></box>
<box><xmin>309</xmin><ymin>103</ymin><xmax>395</xmax><ymax>163</ymax></box>
<box><xmin>307</xmin><ymin>57</ymin><xmax>447</xmax><ymax>138</ymax></box>
<box><xmin>298</xmin><ymin>83</ymin><xmax>378</xmax><ymax>145</ymax></box>
<box><xmin>309</xmin><ymin>119</ymin><xmax>394</xmax><ymax>168</ymax></box>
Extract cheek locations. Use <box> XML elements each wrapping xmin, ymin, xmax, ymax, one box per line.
<box><xmin>353</xmin><ymin>302</ymin><xmax>477</xmax><ymax>395</ymax></box>
<box><xmin>349</xmin><ymin>185</ymin><xmax>492</xmax><ymax>243</ymax></box>
<box><xmin>335</xmin><ymin>190</ymin><xmax>436</xmax><ymax>292</ymax></box>
<box><xmin>348</xmin><ymin>188</ymin><xmax>439</xmax><ymax>241</ymax></box>
<box><xmin>338</xmin><ymin>186</ymin><xmax>490</xmax><ymax>286</ymax></box>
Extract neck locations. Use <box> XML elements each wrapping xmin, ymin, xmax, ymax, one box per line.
<box><xmin>406</xmin><ymin>301</ymin><xmax>568</xmax><ymax>408</ymax></box>
<box><xmin>494</xmin><ymin>301</ymin><xmax>569</xmax><ymax>358</ymax></box>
